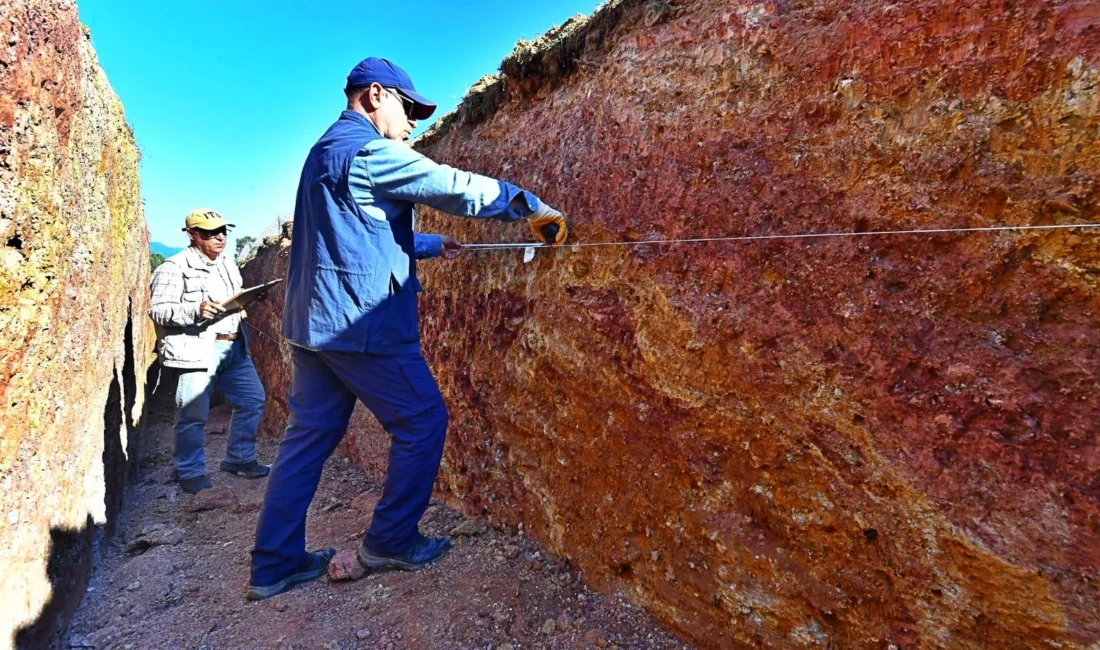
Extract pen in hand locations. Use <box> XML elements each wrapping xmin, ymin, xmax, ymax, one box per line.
<box><xmin>199</xmin><ymin>300</ymin><xmax>226</xmax><ymax>321</ymax></box>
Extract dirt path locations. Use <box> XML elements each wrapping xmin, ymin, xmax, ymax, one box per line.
<box><xmin>67</xmin><ymin>387</ymin><xmax>693</xmax><ymax>650</ymax></box>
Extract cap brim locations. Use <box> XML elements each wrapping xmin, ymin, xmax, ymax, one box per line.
<box><xmin>397</xmin><ymin>87</ymin><xmax>436</xmax><ymax>120</ymax></box>
<box><xmin>183</xmin><ymin>219</ymin><xmax>235</xmax><ymax>231</ymax></box>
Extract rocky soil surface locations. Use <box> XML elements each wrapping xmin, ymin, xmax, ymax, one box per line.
<box><xmin>67</xmin><ymin>382</ymin><xmax>693</xmax><ymax>650</ymax></box>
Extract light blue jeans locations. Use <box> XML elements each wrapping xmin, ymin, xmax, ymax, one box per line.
<box><xmin>174</xmin><ymin>338</ymin><xmax>266</xmax><ymax>479</ymax></box>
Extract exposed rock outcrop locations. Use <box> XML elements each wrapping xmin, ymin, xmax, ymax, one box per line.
<box><xmin>0</xmin><ymin>1</ymin><xmax>150</xmax><ymax>646</ymax></box>
<box><xmin>245</xmin><ymin>1</ymin><xmax>1099</xmax><ymax>647</ymax></box>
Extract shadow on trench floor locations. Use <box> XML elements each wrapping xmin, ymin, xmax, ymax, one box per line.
<box><xmin>67</xmin><ymin>390</ymin><xmax>693</xmax><ymax>650</ymax></box>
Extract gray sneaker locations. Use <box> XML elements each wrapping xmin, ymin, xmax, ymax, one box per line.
<box><xmin>357</xmin><ymin>536</ymin><xmax>451</xmax><ymax>572</ymax></box>
<box><xmin>246</xmin><ymin>548</ymin><xmax>337</xmax><ymax>601</ymax></box>
<box><xmin>219</xmin><ymin>459</ymin><xmax>271</xmax><ymax>479</ymax></box>
<box><xmin>179</xmin><ymin>475</ymin><xmax>212</xmax><ymax>494</ymax></box>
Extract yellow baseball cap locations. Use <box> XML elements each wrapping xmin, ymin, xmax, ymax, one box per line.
<box><xmin>182</xmin><ymin>208</ymin><xmax>235</xmax><ymax>231</ymax></box>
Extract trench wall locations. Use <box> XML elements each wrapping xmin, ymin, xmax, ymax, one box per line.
<box><xmin>245</xmin><ymin>0</ymin><xmax>1100</xmax><ymax>647</ymax></box>
<box><xmin>0</xmin><ymin>1</ymin><xmax>151</xmax><ymax>646</ymax></box>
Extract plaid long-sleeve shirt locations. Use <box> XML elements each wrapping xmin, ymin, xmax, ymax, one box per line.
<box><xmin>149</xmin><ymin>247</ymin><xmax>243</xmax><ymax>336</ymax></box>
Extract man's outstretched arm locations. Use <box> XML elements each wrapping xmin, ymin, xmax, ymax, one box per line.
<box><xmin>361</xmin><ymin>138</ymin><xmax>538</xmax><ymax>221</ymax></box>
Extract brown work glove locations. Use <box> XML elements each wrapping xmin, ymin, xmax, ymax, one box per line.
<box><xmin>527</xmin><ymin>202</ymin><xmax>569</xmax><ymax>246</ymax></box>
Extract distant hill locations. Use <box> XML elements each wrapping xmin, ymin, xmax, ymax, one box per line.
<box><xmin>150</xmin><ymin>242</ymin><xmax>184</xmax><ymax>257</ymax></box>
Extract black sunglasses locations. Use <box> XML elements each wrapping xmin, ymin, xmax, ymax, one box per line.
<box><xmin>384</xmin><ymin>87</ymin><xmax>416</xmax><ymax>119</ymax></box>
<box><xmin>194</xmin><ymin>227</ymin><xmax>227</xmax><ymax>239</ymax></box>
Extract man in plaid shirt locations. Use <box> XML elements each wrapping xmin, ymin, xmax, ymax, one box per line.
<box><xmin>149</xmin><ymin>208</ymin><xmax>270</xmax><ymax>494</ymax></box>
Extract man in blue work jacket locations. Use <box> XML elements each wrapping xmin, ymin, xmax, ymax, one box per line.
<box><xmin>247</xmin><ymin>57</ymin><xmax>568</xmax><ymax>600</ymax></box>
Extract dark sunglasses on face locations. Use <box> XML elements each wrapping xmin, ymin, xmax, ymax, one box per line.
<box><xmin>384</xmin><ymin>87</ymin><xmax>416</xmax><ymax>120</ymax></box>
<box><xmin>194</xmin><ymin>227</ymin><xmax>227</xmax><ymax>239</ymax></box>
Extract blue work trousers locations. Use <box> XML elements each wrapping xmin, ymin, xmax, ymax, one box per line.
<box><xmin>249</xmin><ymin>346</ymin><xmax>448</xmax><ymax>586</ymax></box>
<box><xmin>174</xmin><ymin>338</ymin><xmax>266</xmax><ymax>480</ymax></box>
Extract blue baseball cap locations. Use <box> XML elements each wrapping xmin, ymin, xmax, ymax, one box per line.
<box><xmin>345</xmin><ymin>57</ymin><xmax>437</xmax><ymax>120</ymax></box>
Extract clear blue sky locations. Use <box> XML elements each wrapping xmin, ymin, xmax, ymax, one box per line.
<box><xmin>78</xmin><ymin>0</ymin><xmax>603</xmax><ymax>249</ymax></box>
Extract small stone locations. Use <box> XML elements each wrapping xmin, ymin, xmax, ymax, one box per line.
<box><xmin>161</xmin><ymin>582</ymin><xmax>181</xmax><ymax>605</ymax></box>
<box><xmin>491</xmin><ymin>608</ymin><xmax>512</xmax><ymax>625</ymax></box>
<box><xmin>586</xmin><ymin>629</ymin><xmax>610</xmax><ymax>647</ymax></box>
<box><xmin>357</xmin><ymin>629</ymin><xmax>371</xmax><ymax>640</ymax></box>
<box><xmin>556</xmin><ymin>612</ymin><xmax>573</xmax><ymax>630</ymax></box>
<box><xmin>508</xmin><ymin>613</ymin><xmax>527</xmax><ymax>637</ymax></box>
<box><xmin>140</xmin><ymin>523</ymin><xmax>168</xmax><ymax>536</ymax></box>
<box><xmin>185</xmin><ymin>487</ymin><xmax>238</xmax><ymax>513</ymax></box>
<box><xmin>327</xmin><ymin>549</ymin><xmax>366</xmax><ymax>581</ymax></box>
<box><xmin>450</xmin><ymin>519</ymin><xmax>489</xmax><ymax>537</ymax></box>
<box><xmin>541</xmin><ymin>618</ymin><xmax>556</xmax><ymax>635</ymax></box>
<box><xmin>273</xmin><ymin>599</ymin><xmax>287</xmax><ymax>612</ymax></box>
<box><xmin>504</xmin><ymin>544</ymin><xmax>520</xmax><ymax>559</ymax></box>
<box><xmin>126</xmin><ymin>527</ymin><xmax>184</xmax><ymax>553</ymax></box>
<box><xmin>496</xmin><ymin>645</ymin><xmax>515</xmax><ymax>650</ymax></box>
<box><xmin>125</xmin><ymin>581</ymin><xmax>141</xmax><ymax>592</ymax></box>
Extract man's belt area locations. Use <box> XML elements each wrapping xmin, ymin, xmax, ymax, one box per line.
<box><xmin>215</xmin><ymin>333</ymin><xmax>238</xmax><ymax>341</ymax></box>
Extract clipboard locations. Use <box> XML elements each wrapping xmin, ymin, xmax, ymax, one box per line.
<box><xmin>219</xmin><ymin>279</ymin><xmax>283</xmax><ymax>313</ymax></box>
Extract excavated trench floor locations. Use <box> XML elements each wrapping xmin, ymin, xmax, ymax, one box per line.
<box><xmin>67</xmin><ymin>380</ymin><xmax>692</xmax><ymax>650</ymax></box>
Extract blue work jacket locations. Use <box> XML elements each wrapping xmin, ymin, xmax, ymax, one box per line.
<box><xmin>283</xmin><ymin>110</ymin><xmax>538</xmax><ymax>353</ymax></box>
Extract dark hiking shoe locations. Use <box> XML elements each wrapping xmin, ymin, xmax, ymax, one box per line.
<box><xmin>246</xmin><ymin>547</ymin><xmax>337</xmax><ymax>601</ymax></box>
<box><xmin>219</xmin><ymin>459</ymin><xmax>271</xmax><ymax>479</ymax></box>
<box><xmin>357</xmin><ymin>536</ymin><xmax>452</xmax><ymax>572</ymax></box>
<box><xmin>179</xmin><ymin>475</ymin><xmax>212</xmax><ymax>494</ymax></box>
